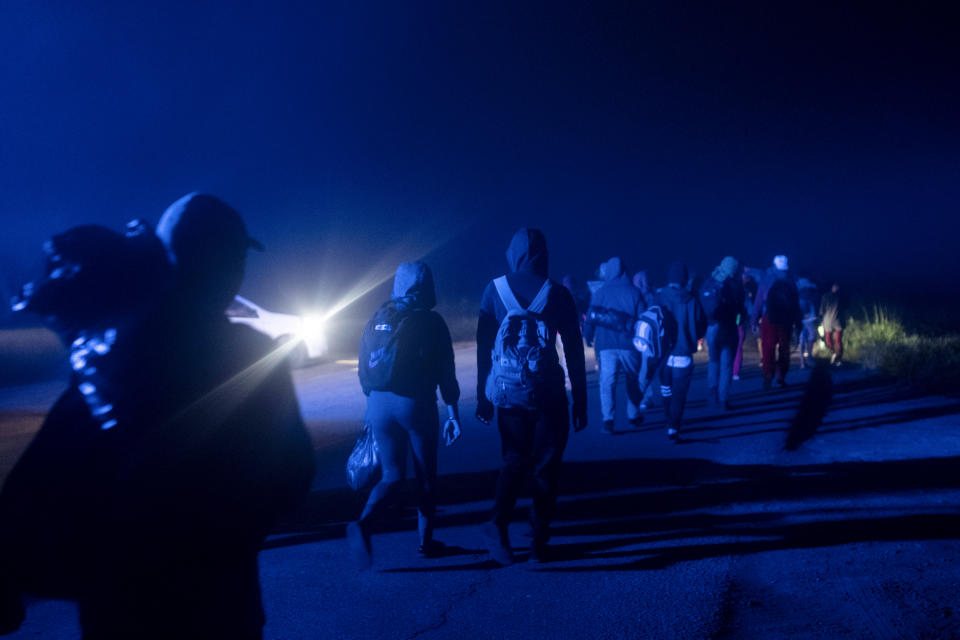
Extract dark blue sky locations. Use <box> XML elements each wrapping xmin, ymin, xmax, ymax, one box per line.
<box><xmin>2</xmin><ymin>1</ymin><xmax>958</xmax><ymax>321</ymax></box>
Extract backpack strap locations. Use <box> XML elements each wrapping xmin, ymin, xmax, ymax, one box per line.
<box><xmin>493</xmin><ymin>276</ymin><xmax>524</xmax><ymax>315</ymax></box>
<box><xmin>494</xmin><ymin>276</ymin><xmax>552</xmax><ymax>316</ymax></box>
<box><xmin>527</xmin><ymin>280</ymin><xmax>552</xmax><ymax>314</ymax></box>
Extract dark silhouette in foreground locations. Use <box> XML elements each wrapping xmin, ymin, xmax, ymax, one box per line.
<box><xmin>0</xmin><ymin>194</ymin><xmax>315</xmax><ymax>639</ymax></box>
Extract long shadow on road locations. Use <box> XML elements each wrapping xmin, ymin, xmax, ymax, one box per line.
<box><xmin>269</xmin><ymin>454</ymin><xmax>960</xmax><ymax>566</ymax></box>
<box><xmin>270</xmin><ymin>367</ymin><xmax>960</xmax><ymax>575</ymax></box>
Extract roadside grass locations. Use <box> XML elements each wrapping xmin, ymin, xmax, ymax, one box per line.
<box><xmin>845</xmin><ymin>307</ymin><xmax>960</xmax><ymax>393</ymax></box>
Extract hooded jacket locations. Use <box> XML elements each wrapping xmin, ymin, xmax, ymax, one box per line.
<box><xmin>657</xmin><ymin>283</ymin><xmax>708</xmax><ymax>358</ymax></box>
<box><xmin>583</xmin><ymin>257</ymin><xmax>644</xmax><ymax>352</ymax></box>
<box><xmin>368</xmin><ymin>262</ymin><xmax>459</xmax><ymax>404</ymax></box>
<box><xmin>477</xmin><ymin>229</ymin><xmax>587</xmax><ymax>414</ymax></box>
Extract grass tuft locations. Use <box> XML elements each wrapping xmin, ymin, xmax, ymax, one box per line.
<box><xmin>846</xmin><ymin>307</ymin><xmax>960</xmax><ymax>393</ymax></box>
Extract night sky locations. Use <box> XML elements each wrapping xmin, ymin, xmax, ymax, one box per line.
<box><xmin>2</xmin><ymin>1</ymin><xmax>958</xmax><ymax>326</ymax></box>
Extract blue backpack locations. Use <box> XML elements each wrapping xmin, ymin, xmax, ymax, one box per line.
<box><xmin>484</xmin><ymin>276</ymin><xmax>558</xmax><ymax>409</ymax></box>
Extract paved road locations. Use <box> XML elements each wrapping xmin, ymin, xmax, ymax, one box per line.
<box><xmin>3</xmin><ymin>345</ymin><xmax>960</xmax><ymax>639</ymax></box>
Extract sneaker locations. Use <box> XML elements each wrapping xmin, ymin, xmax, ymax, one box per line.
<box><xmin>639</xmin><ymin>402</ymin><xmax>648</xmax><ymax>410</ymax></box>
<box><xmin>629</xmin><ymin>416</ymin><xmax>644</xmax><ymax>428</ymax></box>
<box><xmin>529</xmin><ymin>542</ymin><xmax>552</xmax><ymax>564</ymax></box>
<box><xmin>418</xmin><ymin>539</ymin><xmax>446</xmax><ymax>558</ymax></box>
<box><xmin>602</xmin><ymin>420</ymin><xmax>616</xmax><ymax>435</ymax></box>
<box><xmin>832</xmin><ymin>359</ymin><xmax>843</xmax><ymax>367</ymax></box>
<box><xmin>346</xmin><ymin>522</ymin><xmax>372</xmax><ymax>570</ymax></box>
<box><xmin>483</xmin><ymin>522</ymin><xmax>514</xmax><ymax>566</ymax></box>
<box><xmin>777</xmin><ymin>378</ymin><xmax>788</xmax><ymax>388</ymax></box>
<box><xmin>732</xmin><ymin>375</ymin><xmax>740</xmax><ymax>381</ymax></box>
<box><xmin>667</xmin><ymin>427</ymin><xmax>679</xmax><ymax>441</ymax></box>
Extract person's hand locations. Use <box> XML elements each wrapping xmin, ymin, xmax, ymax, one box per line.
<box><xmin>572</xmin><ymin>405</ymin><xmax>588</xmax><ymax>432</ymax></box>
<box><xmin>443</xmin><ymin>417</ymin><xmax>461</xmax><ymax>446</ymax></box>
<box><xmin>476</xmin><ymin>398</ymin><xmax>494</xmax><ymax>425</ymax></box>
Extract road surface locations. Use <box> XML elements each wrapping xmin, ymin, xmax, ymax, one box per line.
<box><xmin>2</xmin><ymin>344</ymin><xmax>959</xmax><ymax>639</ymax></box>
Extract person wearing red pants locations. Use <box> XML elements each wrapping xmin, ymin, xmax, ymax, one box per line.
<box><xmin>751</xmin><ymin>255</ymin><xmax>801</xmax><ymax>388</ymax></box>
<box><xmin>820</xmin><ymin>282</ymin><xmax>845</xmax><ymax>365</ymax></box>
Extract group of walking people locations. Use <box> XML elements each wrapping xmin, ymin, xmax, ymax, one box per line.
<box><xmin>0</xmin><ymin>196</ymin><xmax>848</xmax><ymax>636</ymax></box>
<box><xmin>349</xmin><ymin>228</ymin><xmax>587</xmax><ymax>567</ymax></box>
<box><xmin>350</xmin><ymin>231</ymin><xmax>848</xmax><ymax>571</ymax></box>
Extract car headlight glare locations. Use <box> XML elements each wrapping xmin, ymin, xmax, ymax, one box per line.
<box><xmin>300</xmin><ymin>314</ymin><xmax>325</xmax><ymax>339</ymax></box>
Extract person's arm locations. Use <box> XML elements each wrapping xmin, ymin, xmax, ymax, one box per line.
<box><xmin>694</xmin><ymin>296</ymin><xmax>708</xmax><ymax>340</ymax></box>
<box><xmin>434</xmin><ymin>314</ymin><xmax>460</xmax><ymax>407</ymax></box>
<box><xmin>557</xmin><ymin>288</ymin><xmax>588</xmax><ymax>431</ymax></box>
<box><xmin>751</xmin><ymin>282</ymin><xmax>767</xmax><ymax>328</ymax></box>
<box><xmin>582</xmin><ymin>312</ymin><xmax>596</xmax><ymax>346</ymax></box>
<box><xmin>476</xmin><ymin>283</ymin><xmax>498</xmax><ymax>423</ymax></box>
<box><xmin>432</xmin><ymin>314</ymin><xmax>462</xmax><ymax>444</ymax></box>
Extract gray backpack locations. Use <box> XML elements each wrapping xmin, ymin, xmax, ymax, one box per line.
<box><xmin>484</xmin><ymin>276</ymin><xmax>557</xmax><ymax>409</ymax></box>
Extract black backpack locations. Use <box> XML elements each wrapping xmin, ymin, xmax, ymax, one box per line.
<box><xmin>698</xmin><ymin>278</ymin><xmax>725</xmax><ymax>324</ymax></box>
<box><xmin>766</xmin><ymin>278</ymin><xmax>799</xmax><ymax>325</ymax></box>
<box><xmin>585</xmin><ymin>305</ymin><xmax>635</xmax><ymax>334</ymax></box>
<box><xmin>358</xmin><ymin>302</ymin><xmax>417</xmax><ymax>394</ymax></box>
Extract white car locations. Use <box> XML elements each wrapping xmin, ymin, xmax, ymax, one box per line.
<box><xmin>226</xmin><ymin>295</ymin><xmax>328</xmax><ymax>368</ymax></box>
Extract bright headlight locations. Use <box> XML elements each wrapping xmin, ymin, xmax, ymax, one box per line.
<box><xmin>300</xmin><ymin>314</ymin><xmax>325</xmax><ymax>339</ymax></box>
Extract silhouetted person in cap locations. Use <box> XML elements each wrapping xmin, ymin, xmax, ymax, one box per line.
<box><xmin>0</xmin><ymin>193</ymin><xmax>315</xmax><ymax>639</ymax></box>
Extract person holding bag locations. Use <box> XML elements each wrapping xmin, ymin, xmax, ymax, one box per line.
<box><xmin>347</xmin><ymin>261</ymin><xmax>461</xmax><ymax>568</ymax></box>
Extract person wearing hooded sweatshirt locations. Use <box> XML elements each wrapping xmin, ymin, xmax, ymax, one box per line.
<box><xmin>476</xmin><ymin>228</ymin><xmax>587</xmax><ymax>564</ymax></box>
<box><xmin>658</xmin><ymin>261</ymin><xmax>708</xmax><ymax>441</ymax></box>
<box><xmin>348</xmin><ymin>262</ymin><xmax>461</xmax><ymax>567</ymax></box>
<box><xmin>584</xmin><ymin>256</ymin><xmax>645</xmax><ymax>433</ymax></box>
<box><xmin>702</xmin><ymin>256</ymin><xmax>746</xmax><ymax>410</ymax></box>
<box><xmin>751</xmin><ymin>255</ymin><xmax>802</xmax><ymax>388</ymax></box>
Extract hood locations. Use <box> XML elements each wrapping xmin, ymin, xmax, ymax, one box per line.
<box><xmin>600</xmin><ymin>256</ymin><xmax>624</xmax><ymax>281</ymax></box>
<box><xmin>667</xmin><ymin>261</ymin><xmax>689</xmax><ymax>286</ymax></box>
<box><xmin>392</xmin><ymin>261</ymin><xmax>436</xmax><ymax>310</ymax></box>
<box><xmin>506</xmin><ymin>228</ymin><xmax>548</xmax><ymax>276</ymax></box>
<box><xmin>660</xmin><ymin>282</ymin><xmax>694</xmax><ymax>304</ymax></box>
<box><xmin>712</xmin><ymin>256</ymin><xmax>740</xmax><ymax>282</ymax></box>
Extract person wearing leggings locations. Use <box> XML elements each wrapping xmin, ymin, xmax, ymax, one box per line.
<box><xmin>348</xmin><ymin>262</ymin><xmax>461</xmax><ymax>568</ymax></box>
